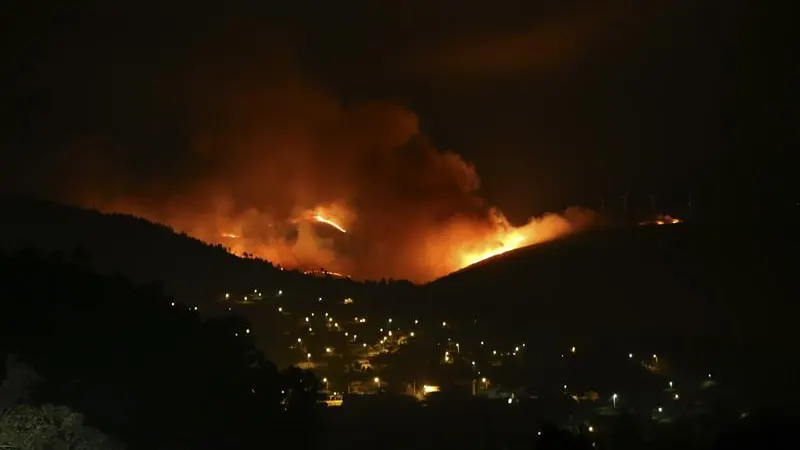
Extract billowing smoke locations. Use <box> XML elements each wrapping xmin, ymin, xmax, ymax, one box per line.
<box><xmin>40</xmin><ymin>42</ymin><xmax>593</xmax><ymax>283</ymax></box>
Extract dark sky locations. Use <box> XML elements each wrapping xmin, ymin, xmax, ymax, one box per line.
<box><xmin>1</xmin><ymin>0</ymin><xmax>792</xmax><ymax>222</ymax></box>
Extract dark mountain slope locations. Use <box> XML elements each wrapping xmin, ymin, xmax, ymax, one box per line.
<box><xmin>424</xmin><ymin>222</ymin><xmax>797</xmax><ymax>348</ymax></box>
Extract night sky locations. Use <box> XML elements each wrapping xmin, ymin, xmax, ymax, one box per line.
<box><xmin>1</xmin><ymin>0</ymin><xmax>792</xmax><ymax>260</ymax></box>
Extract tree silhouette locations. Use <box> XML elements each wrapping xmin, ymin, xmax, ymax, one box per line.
<box><xmin>0</xmin><ymin>404</ymin><xmax>124</xmax><ymax>450</ymax></box>
<box><xmin>0</xmin><ymin>250</ymin><xmax>316</xmax><ymax>450</ymax></box>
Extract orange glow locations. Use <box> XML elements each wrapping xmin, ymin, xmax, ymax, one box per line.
<box><xmin>312</xmin><ymin>214</ymin><xmax>347</xmax><ymax>233</ymax></box>
<box><xmin>91</xmin><ymin>199</ymin><xmax>590</xmax><ymax>283</ymax></box>
<box><xmin>640</xmin><ymin>215</ymin><xmax>682</xmax><ymax>227</ymax></box>
<box><xmin>421</xmin><ymin>208</ymin><xmax>583</xmax><ymax>275</ymax></box>
<box><xmin>62</xmin><ymin>93</ymin><xmax>594</xmax><ymax>282</ymax></box>
<box><xmin>461</xmin><ymin>232</ymin><xmax>526</xmax><ymax>267</ymax></box>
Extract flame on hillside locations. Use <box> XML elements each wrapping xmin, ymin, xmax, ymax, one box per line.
<box><xmin>304</xmin><ymin>204</ymin><xmax>350</xmax><ymax>234</ymax></box>
<box><xmin>639</xmin><ymin>214</ymin><xmax>682</xmax><ymax>226</ymax></box>
<box><xmin>421</xmin><ymin>207</ymin><xmax>588</xmax><ymax>273</ymax></box>
<box><xmin>313</xmin><ymin>215</ymin><xmax>347</xmax><ymax>233</ymax></box>
<box><xmin>48</xmin><ymin>67</ymin><xmax>595</xmax><ymax>283</ymax></box>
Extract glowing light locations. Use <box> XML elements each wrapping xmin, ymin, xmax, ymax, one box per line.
<box><xmin>462</xmin><ymin>234</ymin><xmax>525</xmax><ymax>267</ymax></box>
<box><xmin>313</xmin><ymin>214</ymin><xmax>347</xmax><ymax>233</ymax></box>
<box><xmin>423</xmin><ymin>385</ymin><xmax>440</xmax><ymax>394</ymax></box>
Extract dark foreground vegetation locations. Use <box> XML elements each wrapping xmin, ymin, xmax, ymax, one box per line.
<box><xmin>2</xmin><ymin>250</ymin><xmax>798</xmax><ymax>450</ymax></box>
<box><xmin>0</xmin><ymin>250</ymin><xmax>321</xmax><ymax>450</ymax></box>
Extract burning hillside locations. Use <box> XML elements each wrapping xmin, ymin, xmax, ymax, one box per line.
<box><xmin>39</xmin><ymin>66</ymin><xmax>593</xmax><ymax>282</ymax></box>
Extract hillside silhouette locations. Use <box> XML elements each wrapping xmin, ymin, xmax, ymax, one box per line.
<box><xmin>429</xmin><ymin>221</ymin><xmax>795</xmax><ymax>335</ymax></box>
<box><xmin>2</xmin><ymin>196</ymin><xmax>796</xmax><ymax>374</ymax></box>
<box><xmin>0</xmin><ymin>195</ymin><xmax>371</xmax><ymax>305</ymax></box>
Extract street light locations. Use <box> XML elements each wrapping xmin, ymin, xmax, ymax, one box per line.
<box><xmin>612</xmin><ymin>393</ymin><xmax>618</xmax><ymax>408</ymax></box>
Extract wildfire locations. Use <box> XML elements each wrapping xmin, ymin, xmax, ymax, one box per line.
<box><xmin>459</xmin><ymin>233</ymin><xmax>526</xmax><ymax>268</ymax></box>
<box><xmin>91</xmin><ymin>199</ymin><xmax>587</xmax><ymax>283</ymax></box>
<box><xmin>312</xmin><ymin>214</ymin><xmax>347</xmax><ymax>233</ymax></box>
<box><xmin>640</xmin><ymin>215</ymin><xmax>682</xmax><ymax>226</ymax></box>
<box><xmin>421</xmin><ymin>208</ymin><xmax>584</xmax><ymax>276</ymax></box>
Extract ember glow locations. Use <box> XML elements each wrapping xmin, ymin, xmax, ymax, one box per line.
<box><xmin>640</xmin><ymin>215</ymin><xmax>682</xmax><ymax>227</ymax></box>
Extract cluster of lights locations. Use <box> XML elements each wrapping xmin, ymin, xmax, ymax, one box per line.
<box><xmin>219</xmin><ymin>289</ymin><xmax>719</xmax><ymax>410</ymax></box>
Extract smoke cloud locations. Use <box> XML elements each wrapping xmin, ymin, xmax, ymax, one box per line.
<box><xmin>30</xmin><ymin>26</ymin><xmax>594</xmax><ymax>283</ymax></box>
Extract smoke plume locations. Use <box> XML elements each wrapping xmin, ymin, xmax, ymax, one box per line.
<box><xmin>37</xmin><ymin>39</ymin><xmax>593</xmax><ymax>283</ymax></box>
